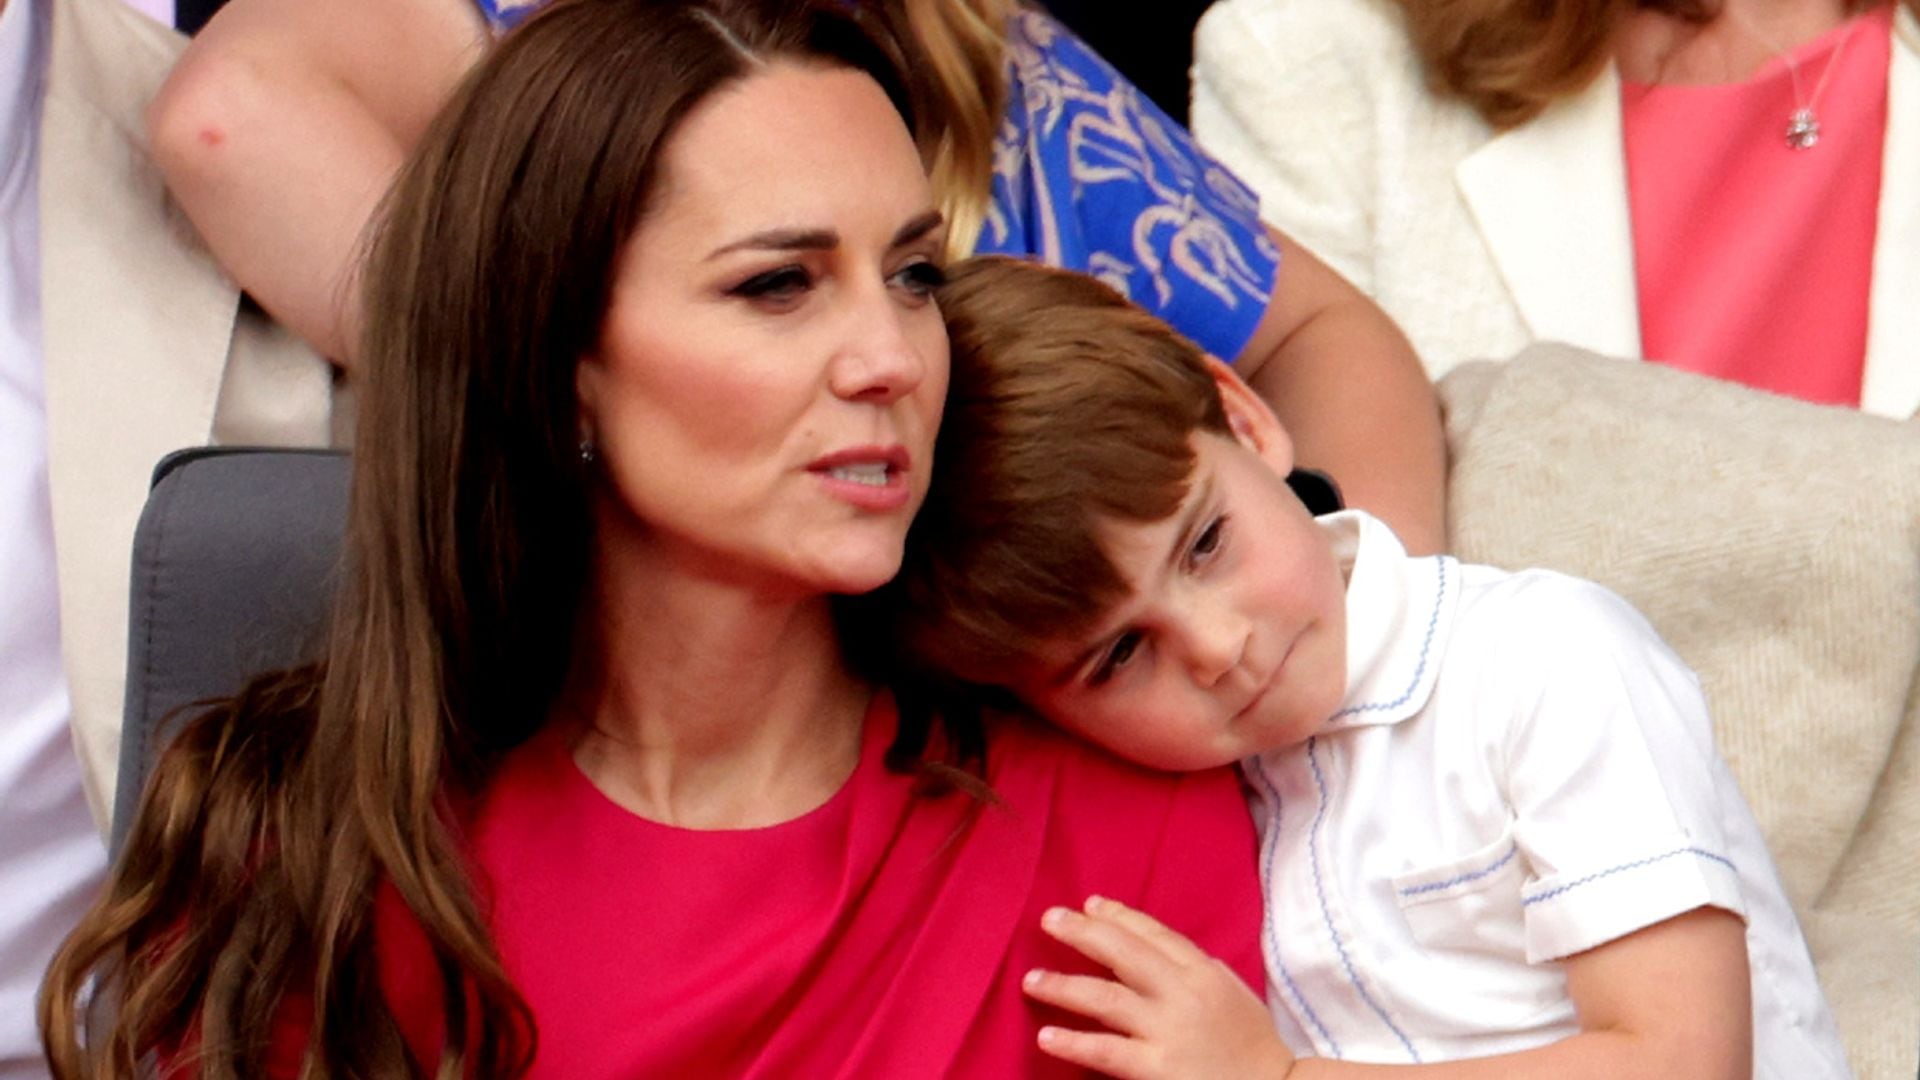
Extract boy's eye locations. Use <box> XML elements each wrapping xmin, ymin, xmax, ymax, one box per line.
<box><xmin>729</xmin><ymin>265</ymin><xmax>812</xmax><ymax>303</ymax></box>
<box><xmin>1089</xmin><ymin>631</ymin><xmax>1143</xmax><ymax>687</ymax></box>
<box><xmin>1190</xmin><ymin>516</ymin><xmax>1226</xmax><ymax>563</ymax></box>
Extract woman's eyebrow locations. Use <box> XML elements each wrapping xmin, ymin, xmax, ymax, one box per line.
<box><xmin>892</xmin><ymin>210</ymin><xmax>945</xmax><ymax>247</ymax></box>
<box><xmin>702</xmin><ymin>210</ymin><xmax>940</xmax><ymax>261</ymax></box>
<box><xmin>706</xmin><ymin>228</ymin><xmax>838</xmax><ymax>260</ymax></box>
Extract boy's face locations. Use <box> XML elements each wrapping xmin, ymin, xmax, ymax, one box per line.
<box><xmin>1010</xmin><ymin>429</ymin><xmax>1349</xmax><ymax>771</ymax></box>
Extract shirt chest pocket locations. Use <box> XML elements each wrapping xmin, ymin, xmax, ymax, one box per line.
<box><xmin>1384</xmin><ymin>828</ymin><xmax>1578</xmax><ymax>1042</ymax></box>
<box><xmin>1388</xmin><ymin>827</ymin><xmax>1530</xmax><ymax>961</ymax></box>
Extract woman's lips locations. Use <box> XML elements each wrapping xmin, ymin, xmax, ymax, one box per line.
<box><xmin>809</xmin><ymin>445</ymin><xmax>911</xmax><ymax>511</ymax></box>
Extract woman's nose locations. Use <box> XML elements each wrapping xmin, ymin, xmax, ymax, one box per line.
<box><xmin>828</xmin><ymin>294</ymin><xmax>928</xmax><ymax>404</ymax></box>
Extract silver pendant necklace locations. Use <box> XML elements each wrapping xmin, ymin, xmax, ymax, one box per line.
<box><xmin>1728</xmin><ymin>13</ymin><xmax>1861</xmax><ymax>150</ymax></box>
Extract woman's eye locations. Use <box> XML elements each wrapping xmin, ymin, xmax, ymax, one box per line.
<box><xmin>890</xmin><ymin>259</ymin><xmax>946</xmax><ymax>298</ymax></box>
<box><xmin>1089</xmin><ymin>631</ymin><xmax>1143</xmax><ymax>687</ymax></box>
<box><xmin>729</xmin><ymin>266</ymin><xmax>813</xmax><ymax>304</ymax></box>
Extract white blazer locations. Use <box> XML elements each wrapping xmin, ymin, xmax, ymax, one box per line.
<box><xmin>1193</xmin><ymin>0</ymin><xmax>1920</xmax><ymax>419</ymax></box>
<box><xmin>40</xmin><ymin>0</ymin><xmax>335</xmax><ymax>828</ymax></box>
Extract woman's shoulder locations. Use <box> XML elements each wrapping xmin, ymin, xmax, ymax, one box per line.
<box><xmin>985</xmin><ymin>715</ymin><xmax>1258</xmax><ymax>865</ymax></box>
<box><xmin>983</xmin><ymin>715</ymin><xmax>1263</xmax><ymax>984</ymax></box>
<box><xmin>988</xmin><ymin>713</ymin><xmax>1237</xmax><ymax>798</ymax></box>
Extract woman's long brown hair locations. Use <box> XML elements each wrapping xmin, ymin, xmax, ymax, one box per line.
<box><xmin>1395</xmin><ymin>0</ymin><xmax>1913</xmax><ymax>129</ymax></box>
<box><xmin>40</xmin><ymin>2</ymin><xmax>914</xmax><ymax>1076</ymax></box>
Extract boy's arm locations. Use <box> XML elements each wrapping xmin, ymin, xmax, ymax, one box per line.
<box><xmin>1235</xmin><ymin>226</ymin><xmax>1446</xmax><ymax>555</ymax></box>
<box><xmin>1027</xmin><ymin>897</ymin><xmax>1750</xmax><ymax>1080</ymax></box>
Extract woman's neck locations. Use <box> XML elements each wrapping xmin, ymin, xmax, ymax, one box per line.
<box><xmin>1618</xmin><ymin>0</ymin><xmax>1855</xmax><ymax>84</ymax></box>
<box><xmin>564</xmin><ymin>541</ymin><xmax>873</xmax><ymax>830</ymax></box>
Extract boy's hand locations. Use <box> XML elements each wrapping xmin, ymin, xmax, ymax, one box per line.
<box><xmin>1025</xmin><ymin>895</ymin><xmax>1295</xmax><ymax>1079</ymax></box>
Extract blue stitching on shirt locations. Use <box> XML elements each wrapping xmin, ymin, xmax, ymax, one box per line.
<box><xmin>1306</xmin><ymin>739</ymin><xmax>1422</xmax><ymax>1063</ymax></box>
<box><xmin>1329</xmin><ymin>557</ymin><xmax>1448</xmax><ymax>721</ymax></box>
<box><xmin>1250</xmin><ymin>760</ymin><xmax>1341</xmax><ymax>1056</ymax></box>
<box><xmin>1522</xmin><ymin>846</ymin><xmax>1738</xmax><ymax>906</ymax></box>
<box><xmin>1397</xmin><ymin>843</ymin><xmax>1520</xmax><ymax>897</ymax></box>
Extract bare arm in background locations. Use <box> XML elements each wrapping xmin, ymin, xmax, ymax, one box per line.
<box><xmin>1235</xmin><ymin>226</ymin><xmax>1447</xmax><ymax>554</ymax></box>
<box><xmin>147</xmin><ymin>0</ymin><xmax>488</xmax><ymax>366</ymax></box>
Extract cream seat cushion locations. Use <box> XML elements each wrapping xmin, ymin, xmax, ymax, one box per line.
<box><xmin>1441</xmin><ymin>343</ymin><xmax>1920</xmax><ymax>1079</ymax></box>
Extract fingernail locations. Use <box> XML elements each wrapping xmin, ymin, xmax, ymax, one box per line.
<box><xmin>1023</xmin><ymin>968</ymin><xmax>1044</xmax><ymax>990</ymax></box>
<box><xmin>1085</xmin><ymin>894</ymin><xmax>1110</xmax><ymax>913</ymax></box>
<box><xmin>1038</xmin><ymin>1026</ymin><xmax>1061</xmax><ymax>1047</ymax></box>
<box><xmin>1042</xmin><ymin>906</ymin><xmax>1069</xmax><ymax>931</ymax></box>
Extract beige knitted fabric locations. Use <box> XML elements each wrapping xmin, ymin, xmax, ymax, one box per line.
<box><xmin>1442</xmin><ymin>343</ymin><xmax>1920</xmax><ymax>1078</ymax></box>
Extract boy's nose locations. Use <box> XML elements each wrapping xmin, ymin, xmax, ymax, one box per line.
<box><xmin>1181</xmin><ymin>606</ymin><xmax>1249</xmax><ymax>689</ymax></box>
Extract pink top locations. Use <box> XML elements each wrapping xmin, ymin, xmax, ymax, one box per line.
<box><xmin>260</xmin><ymin>696</ymin><xmax>1264</xmax><ymax>1077</ymax></box>
<box><xmin>1622</xmin><ymin>6</ymin><xmax>1892</xmax><ymax>407</ymax></box>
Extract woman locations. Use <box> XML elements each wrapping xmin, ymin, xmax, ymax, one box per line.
<box><xmin>146</xmin><ymin>0</ymin><xmax>1446</xmax><ymax>553</ymax></box>
<box><xmin>1192</xmin><ymin>0</ymin><xmax>1919</xmax><ymax>417</ymax></box>
<box><xmin>40</xmin><ymin>2</ymin><xmax>1262</xmax><ymax>1075</ymax></box>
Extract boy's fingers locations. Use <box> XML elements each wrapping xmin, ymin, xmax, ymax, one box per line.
<box><xmin>1084</xmin><ymin>895</ymin><xmax>1213</xmax><ymax>970</ymax></box>
<box><xmin>1041</xmin><ymin>905</ymin><xmax>1177</xmax><ymax>987</ymax></box>
<box><xmin>1036</xmin><ymin>1025</ymin><xmax>1152</xmax><ymax>1080</ymax></box>
<box><xmin>1022</xmin><ymin>968</ymin><xmax>1143</xmax><ymax>1033</ymax></box>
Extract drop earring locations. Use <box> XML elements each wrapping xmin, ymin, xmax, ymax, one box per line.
<box><xmin>579</xmin><ymin>437</ymin><xmax>597</xmax><ymax>466</ymax></box>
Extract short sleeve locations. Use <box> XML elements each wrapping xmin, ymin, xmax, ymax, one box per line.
<box><xmin>1482</xmin><ymin>575</ymin><xmax>1747</xmax><ymax>963</ymax></box>
<box><xmin>977</xmin><ymin>11</ymin><xmax>1281</xmax><ymax>363</ymax></box>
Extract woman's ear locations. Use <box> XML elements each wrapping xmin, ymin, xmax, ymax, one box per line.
<box><xmin>1204</xmin><ymin>355</ymin><xmax>1294</xmax><ymax>474</ymax></box>
<box><xmin>576</xmin><ymin>356</ymin><xmax>602</xmax><ymax>446</ymax></box>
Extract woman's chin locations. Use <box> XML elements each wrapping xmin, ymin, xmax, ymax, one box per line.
<box><xmin>824</xmin><ymin>558</ymin><xmax>905</xmax><ymax>597</ymax></box>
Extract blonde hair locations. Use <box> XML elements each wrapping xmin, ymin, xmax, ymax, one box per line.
<box><xmin>1396</xmin><ymin>0</ymin><xmax>1910</xmax><ymax>129</ymax></box>
<box><xmin>898</xmin><ymin>0</ymin><xmax>1021</xmax><ymax>259</ymax></box>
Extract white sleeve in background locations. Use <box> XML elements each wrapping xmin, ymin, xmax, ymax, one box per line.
<box><xmin>1190</xmin><ymin>0</ymin><xmax>1396</xmax><ymax>293</ymax></box>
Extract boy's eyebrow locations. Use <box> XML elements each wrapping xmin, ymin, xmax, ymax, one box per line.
<box><xmin>1045</xmin><ymin>471</ymin><xmax>1219</xmax><ymax>688</ymax></box>
<box><xmin>1166</xmin><ymin>472</ymin><xmax>1219</xmax><ymax>576</ymax></box>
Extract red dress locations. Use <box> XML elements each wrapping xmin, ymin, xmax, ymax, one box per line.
<box><xmin>268</xmin><ymin>696</ymin><xmax>1263</xmax><ymax>1077</ymax></box>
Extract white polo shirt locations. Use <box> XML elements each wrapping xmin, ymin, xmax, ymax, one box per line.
<box><xmin>1244</xmin><ymin>511</ymin><xmax>1846</xmax><ymax>1077</ymax></box>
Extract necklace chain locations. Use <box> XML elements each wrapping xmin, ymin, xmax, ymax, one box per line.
<box><xmin>1725</xmin><ymin>11</ymin><xmax>1861</xmax><ymax>149</ymax></box>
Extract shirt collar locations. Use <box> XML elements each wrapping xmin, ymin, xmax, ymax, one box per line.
<box><xmin>0</xmin><ymin>0</ymin><xmax>48</xmax><ymax>196</ymax></box>
<box><xmin>1315</xmin><ymin>510</ymin><xmax>1460</xmax><ymax>734</ymax></box>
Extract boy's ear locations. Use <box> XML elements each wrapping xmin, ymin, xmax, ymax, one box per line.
<box><xmin>1204</xmin><ymin>355</ymin><xmax>1294</xmax><ymax>474</ymax></box>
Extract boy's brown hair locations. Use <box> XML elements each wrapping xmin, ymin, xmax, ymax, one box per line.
<box><xmin>887</xmin><ymin>255</ymin><xmax>1232</xmax><ymax>688</ymax></box>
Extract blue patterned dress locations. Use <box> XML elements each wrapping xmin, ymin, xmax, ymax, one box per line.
<box><xmin>472</xmin><ymin>4</ymin><xmax>1280</xmax><ymax>362</ymax></box>
<box><xmin>976</xmin><ymin>9</ymin><xmax>1277</xmax><ymax>362</ymax></box>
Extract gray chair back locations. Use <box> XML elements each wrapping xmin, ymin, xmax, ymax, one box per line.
<box><xmin>112</xmin><ymin>448</ymin><xmax>351</xmax><ymax>849</ymax></box>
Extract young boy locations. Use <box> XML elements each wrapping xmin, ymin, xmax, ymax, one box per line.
<box><xmin>887</xmin><ymin>257</ymin><xmax>1848</xmax><ymax>1078</ymax></box>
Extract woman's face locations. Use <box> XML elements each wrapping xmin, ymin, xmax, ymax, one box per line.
<box><xmin>578</xmin><ymin>63</ymin><xmax>949</xmax><ymax>597</ymax></box>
